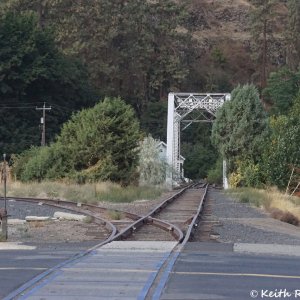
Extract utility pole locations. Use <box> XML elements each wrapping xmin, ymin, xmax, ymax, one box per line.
<box><xmin>36</xmin><ymin>103</ymin><xmax>51</xmax><ymax>146</ymax></box>
<box><xmin>1</xmin><ymin>154</ymin><xmax>8</xmax><ymax>240</ymax></box>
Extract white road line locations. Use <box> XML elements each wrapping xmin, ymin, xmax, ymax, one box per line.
<box><xmin>0</xmin><ymin>267</ymin><xmax>47</xmax><ymax>271</ymax></box>
<box><xmin>0</xmin><ymin>243</ymin><xmax>36</xmax><ymax>250</ymax></box>
<box><xmin>172</xmin><ymin>271</ymin><xmax>300</xmax><ymax>279</ymax></box>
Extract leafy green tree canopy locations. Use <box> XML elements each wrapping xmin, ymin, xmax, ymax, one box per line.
<box><xmin>181</xmin><ymin>123</ymin><xmax>218</xmax><ymax>180</ymax></box>
<box><xmin>1</xmin><ymin>0</ymin><xmax>190</xmax><ymax>113</ymax></box>
<box><xmin>212</xmin><ymin>84</ymin><xmax>268</xmax><ymax>168</ymax></box>
<box><xmin>263</xmin><ymin>67</ymin><xmax>300</xmax><ymax>115</ymax></box>
<box><xmin>263</xmin><ymin>94</ymin><xmax>300</xmax><ymax>188</ymax></box>
<box><xmin>0</xmin><ymin>12</ymin><xmax>96</xmax><ymax>154</ymax></box>
<box><xmin>13</xmin><ymin>98</ymin><xmax>141</xmax><ymax>184</ymax></box>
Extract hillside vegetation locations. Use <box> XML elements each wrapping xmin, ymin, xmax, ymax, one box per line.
<box><xmin>0</xmin><ymin>0</ymin><xmax>299</xmax><ymax>192</ymax></box>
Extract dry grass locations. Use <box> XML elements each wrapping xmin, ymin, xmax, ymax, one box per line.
<box><xmin>3</xmin><ymin>181</ymin><xmax>164</xmax><ymax>204</ymax></box>
<box><xmin>0</xmin><ymin>234</ymin><xmax>6</xmax><ymax>242</ymax></box>
<box><xmin>28</xmin><ymin>221</ymin><xmax>46</xmax><ymax>228</ymax></box>
<box><xmin>229</xmin><ymin>187</ymin><xmax>300</xmax><ymax>226</ymax></box>
<box><xmin>107</xmin><ymin>210</ymin><xmax>123</xmax><ymax>220</ymax></box>
<box><xmin>269</xmin><ymin>208</ymin><xmax>299</xmax><ymax>226</ymax></box>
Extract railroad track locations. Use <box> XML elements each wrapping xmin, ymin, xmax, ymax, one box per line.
<box><xmin>118</xmin><ymin>182</ymin><xmax>208</xmax><ymax>242</ymax></box>
<box><xmin>1</xmin><ymin>182</ymin><xmax>209</xmax><ymax>245</ymax></box>
<box><xmin>1</xmin><ymin>195</ymin><xmax>152</xmax><ymax>244</ymax></box>
<box><xmin>1</xmin><ymin>183</ymin><xmax>211</xmax><ymax>300</ymax></box>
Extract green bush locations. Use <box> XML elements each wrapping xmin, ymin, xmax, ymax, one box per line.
<box><xmin>240</xmin><ymin>195</ymin><xmax>250</xmax><ymax>203</ymax></box>
<box><xmin>262</xmin><ymin>95</ymin><xmax>300</xmax><ymax>189</ymax></box>
<box><xmin>11</xmin><ymin>147</ymin><xmax>41</xmax><ymax>180</ymax></box>
<box><xmin>138</xmin><ymin>136</ymin><xmax>167</xmax><ymax>186</ymax></box>
<box><xmin>236</xmin><ymin>159</ymin><xmax>265</xmax><ymax>188</ymax></box>
<box><xmin>13</xmin><ymin>98</ymin><xmax>141</xmax><ymax>184</ymax></box>
<box><xmin>207</xmin><ymin>158</ymin><xmax>223</xmax><ymax>184</ymax></box>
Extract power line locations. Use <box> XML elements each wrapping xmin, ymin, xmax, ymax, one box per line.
<box><xmin>0</xmin><ymin>101</ymin><xmax>44</xmax><ymax>106</ymax></box>
<box><xmin>0</xmin><ymin>106</ymin><xmax>36</xmax><ymax>109</ymax></box>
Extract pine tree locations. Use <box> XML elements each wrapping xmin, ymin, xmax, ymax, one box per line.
<box><xmin>250</xmin><ymin>0</ymin><xmax>278</xmax><ymax>90</ymax></box>
<box><xmin>2</xmin><ymin>0</ymin><xmax>190</xmax><ymax>113</ymax></box>
<box><xmin>0</xmin><ymin>12</ymin><xmax>95</xmax><ymax>154</ymax></box>
<box><xmin>212</xmin><ymin>84</ymin><xmax>268</xmax><ymax>168</ymax></box>
<box><xmin>286</xmin><ymin>0</ymin><xmax>300</xmax><ymax>70</ymax></box>
<box><xmin>263</xmin><ymin>67</ymin><xmax>300</xmax><ymax>115</ymax></box>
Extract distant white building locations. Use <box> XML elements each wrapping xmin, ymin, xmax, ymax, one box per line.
<box><xmin>157</xmin><ymin>141</ymin><xmax>185</xmax><ymax>179</ymax></box>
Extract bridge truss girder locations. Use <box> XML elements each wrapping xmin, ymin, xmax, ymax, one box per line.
<box><xmin>166</xmin><ymin>93</ymin><xmax>231</xmax><ymax>187</ymax></box>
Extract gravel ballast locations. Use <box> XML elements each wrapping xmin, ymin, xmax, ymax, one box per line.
<box><xmin>1</xmin><ymin>199</ymin><xmax>71</xmax><ymax>219</ymax></box>
<box><xmin>0</xmin><ymin>199</ymin><xmax>106</xmax><ymax>244</ymax></box>
<box><xmin>5</xmin><ymin>189</ymin><xmax>299</xmax><ymax>247</ymax></box>
<box><xmin>0</xmin><ymin>190</ymin><xmax>177</xmax><ymax>244</ymax></box>
<box><xmin>208</xmin><ymin>189</ymin><xmax>300</xmax><ymax>245</ymax></box>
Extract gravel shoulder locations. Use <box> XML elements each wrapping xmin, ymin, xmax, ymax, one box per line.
<box><xmin>1</xmin><ymin>199</ymin><xmax>109</xmax><ymax>244</ymax></box>
<box><xmin>209</xmin><ymin>189</ymin><xmax>300</xmax><ymax>245</ymax></box>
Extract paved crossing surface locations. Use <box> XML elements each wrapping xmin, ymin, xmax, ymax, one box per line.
<box><xmin>5</xmin><ymin>241</ymin><xmax>300</xmax><ymax>300</ymax></box>
<box><xmin>160</xmin><ymin>242</ymin><xmax>300</xmax><ymax>300</ymax></box>
<box><xmin>18</xmin><ymin>241</ymin><xmax>177</xmax><ymax>300</ymax></box>
<box><xmin>0</xmin><ymin>242</ymin><xmax>99</xmax><ymax>300</ymax></box>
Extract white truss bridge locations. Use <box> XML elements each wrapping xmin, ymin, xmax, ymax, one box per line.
<box><xmin>166</xmin><ymin>92</ymin><xmax>231</xmax><ymax>187</ymax></box>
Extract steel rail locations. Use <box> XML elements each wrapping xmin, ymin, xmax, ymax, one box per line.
<box><xmin>181</xmin><ymin>183</ymin><xmax>209</xmax><ymax>245</ymax></box>
<box><xmin>1</xmin><ymin>193</ymin><xmax>185</xmax><ymax>242</ymax></box>
<box><xmin>2</xmin><ymin>182</ymin><xmax>197</xmax><ymax>244</ymax></box>
<box><xmin>28</xmin><ymin>198</ymin><xmax>181</xmax><ymax>240</ymax></box>
<box><xmin>1</xmin><ymin>184</ymin><xmax>204</xmax><ymax>300</ymax></box>
<box><xmin>146</xmin><ymin>184</ymin><xmax>209</xmax><ymax>300</ymax></box>
<box><xmin>113</xmin><ymin>214</ymin><xmax>183</xmax><ymax>242</ymax></box>
<box><xmin>112</xmin><ymin>184</ymin><xmax>193</xmax><ymax>242</ymax></box>
<box><xmin>4</xmin><ymin>196</ymin><xmax>142</xmax><ymax>221</ymax></box>
<box><xmin>0</xmin><ymin>196</ymin><xmax>117</xmax><ymax>243</ymax></box>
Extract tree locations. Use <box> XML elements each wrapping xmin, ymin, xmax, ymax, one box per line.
<box><xmin>1</xmin><ymin>0</ymin><xmax>190</xmax><ymax>113</ymax></box>
<box><xmin>0</xmin><ymin>12</ymin><xmax>96</xmax><ymax>154</ymax></box>
<box><xmin>138</xmin><ymin>136</ymin><xmax>166</xmax><ymax>186</ymax></box>
<box><xmin>263</xmin><ymin>95</ymin><xmax>300</xmax><ymax>189</ymax></box>
<box><xmin>250</xmin><ymin>0</ymin><xmax>278</xmax><ymax>90</ymax></box>
<box><xmin>182</xmin><ymin>141</ymin><xmax>217</xmax><ymax>180</ymax></box>
<box><xmin>263</xmin><ymin>67</ymin><xmax>300</xmax><ymax>115</ymax></box>
<box><xmin>212</xmin><ymin>84</ymin><xmax>268</xmax><ymax>169</ymax></box>
<box><xmin>140</xmin><ymin>102</ymin><xmax>168</xmax><ymax>142</ymax></box>
<box><xmin>181</xmin><ymin>123</ymin><xmax>218</xmax><ymax>180</ymax></box>
<box><xmin>13</xmin><ymin>98</ymin><xmax>141</xmax><ymax>184</ymax></box>
<box><xmin>286</xmin><ymin>0</ymin><xmax>300</xmax><ymax>70</ymax></box>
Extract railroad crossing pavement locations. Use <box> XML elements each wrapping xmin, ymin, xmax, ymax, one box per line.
<box><xmin>160</xmin><ymin>242</ymin><xmax>300</xmax><ymax>300</ymax></box>
<box><xmin>3</xmin><ymin>241</ymin><xmax>300</xmax><ymax>300</ymax></box>
<box><xmin>9</xmin><ymin>241</ymin><xmax>177</xmax><ymax>300</ymax></box>
<box><xmin>0</xmin><ymin>241</ymin><xmax>101</xmax><ymax>300</ymax></box>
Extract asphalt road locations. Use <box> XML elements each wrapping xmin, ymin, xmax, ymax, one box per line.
<box><xmin>160</xmin><ymin>243</ymin><xmax>300</xmax><ymax>300</ymax></box>
<box><xmin>0</xmin><ymin>241</ymin><xmax>99</xmax><ymax>299</ymax></box>
<box><xmin>2</xmin><ymin>242</ymin><xmax>300</xmax><ymax>300</ymax></box>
